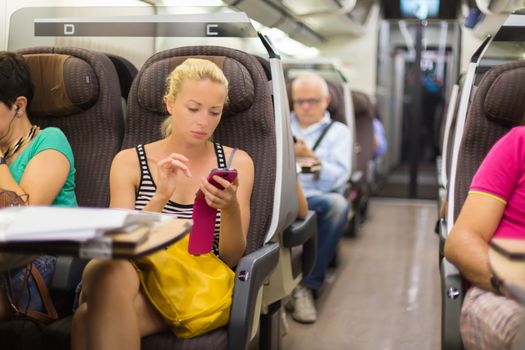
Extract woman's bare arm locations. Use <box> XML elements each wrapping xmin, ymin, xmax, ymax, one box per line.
<box><xmin>444</xmin><ymin>193</ymin><xmax>505</xmax><ymax>292</ymax></box>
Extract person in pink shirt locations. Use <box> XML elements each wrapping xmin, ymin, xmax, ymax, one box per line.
<box><xmin>445</xmin><ymin>126</ymin><xmax>525</xmax><ymax>350</ymax></box>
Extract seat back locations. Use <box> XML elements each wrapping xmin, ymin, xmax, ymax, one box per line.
<box><xmin>326</xmin><ymin>79</ymin><xmax>346</xmax><ymax>125</ymax></box>
<box><xmin>351</xmin><ymin>91</ymin><xmax>375</xmax><ymax>175</ymax></box>
<box><xmin>0</xmin><ymin>46</ymin><xmax>125</xmax><ymax>350</ymax></box>
<box><xmin>18</xmin><ymin>47</ymin><xmax>125</xmax><ymax>208</ymax></box>
<box><xmin>442</xmin><ymin>60</ymin><xmax>525</xmax><ymax>350</ymax></box>
<box><xmin>452</xmin><ymin>60</ymin><xmax>525</xmax><ymax>221</ymax></box>
<box><xmin>122</xmin><ymin>45</ymin><xmax>275</xmax><ymax>255</ymax></box>
<box><xmin>105</xmin><ymin>53</ymin><xmax>138</xmax><ymax>101</ymax></box>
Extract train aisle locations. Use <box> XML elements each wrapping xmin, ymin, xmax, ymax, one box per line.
<box><xmin>283</xmin><ymin>198</ymin><xmax>440</xmax><ymax>350</ymax></box>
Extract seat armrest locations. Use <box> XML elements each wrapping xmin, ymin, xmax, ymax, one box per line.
<box><xmin>440</xmin><ymin>258</ymin><xmax>465</xmax><ymax>350</ymax></box>
<box><xmin>283</xmin><ymin>211</ymin><xmax>317</xmax><ymax>248</ymax></box>
<box><xmin>228</xmin><ymin>242</ymin><xmax>279</xmax><ymax>350</ymax></box>
<box><xmin>438</xmin><ymin>219</ymin><xmax>447</xmax><ymax>263</ymax></box>
<box><xmin>301</xmin><ymin>222</ymin><xmax>317</xmax><ymax>277</ymax></box>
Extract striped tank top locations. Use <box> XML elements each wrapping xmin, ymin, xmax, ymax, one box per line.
<box><xmin>134</xmin><ymin>143</ymin><xmax>227</xmax><ymax>256</ymax></box>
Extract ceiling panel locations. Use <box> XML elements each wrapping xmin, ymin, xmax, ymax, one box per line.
<box><xmin>281</xmin><ymin>0</ymin><xmax>340</xmax><ymax>15</ymax></box>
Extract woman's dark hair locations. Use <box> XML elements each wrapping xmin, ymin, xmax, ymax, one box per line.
<box><xmin>0</xmin><ymin>52</ymin><xmax>34</xmax><ymax>108</ymax></box>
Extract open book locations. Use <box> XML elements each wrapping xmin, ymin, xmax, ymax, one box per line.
<box><xmin>0</xmin><ymin>207</ymin><xmax>192</xmax><ymax>258</ymax></box>
<box><xmin>296</xmin><ymin>157</ymin><xmax>322</xmax><ymax>174</ymax></box>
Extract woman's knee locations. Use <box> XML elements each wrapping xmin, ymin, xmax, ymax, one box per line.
<box><xmin>82</xmin><ymin>259</ymin><xmax>138</xmax><ymax>299</ymax></box>
<box><xmin>71</xmin><ymin>303</ymin><xmax>87</xmax><ymax>350</ymax></box>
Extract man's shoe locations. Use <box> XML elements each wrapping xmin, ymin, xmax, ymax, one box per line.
<box><xmin>291</xmin><ymin>286</ymin><xmax>317</xmax><ymax>324</ymax></box>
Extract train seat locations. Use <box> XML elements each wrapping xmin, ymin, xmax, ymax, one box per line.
<box><xmin>0</xmin><ymin>46</ymin><xmax>125</xmax><ymax>350</ymax></box>
<box><xmin>325</xmin><ymin>79</ymin><xmax>347</xmax><ymax>124</ymax></box>
<box><xmin>351</xmin><ymin>90</ymin><xmax>375</xmax><ymax>222</ymax></box>
<box><xmin>104</xmin><ymin>52</ymin><xmax>138</xmax><ymax>122</ymax></box>
<box><xmin>441</xmin><ymin>60</ymin><xmax>525</xmax><ymax>350</ymax></box>
<box><xmin>435</xmin><ymin>81</ymin><xmax>461</xmax><ymax>259</ymax></box>
<box><xmin>253</xmin><ymin>55</ymin><xmax>318</xmax><ymax>344</ymax></box>
<box><xmin>323</xmin><ymin>80</ymin><xmax>367</xmax><ymax>238</ymax></box>
<box><xmin>19</xmin><ymin>47</ymin><xmax>125</xmax><ymax>208</ymax></box>
<box><xmin>104</xmin><ymin>53</ymin><xmax>138</xmax><ymax>102</ymax></box>
<box><xmin>121</xmin><ymin>45</ymin><xmax>281</xmax><ymax>350</ymax></box>
<box><xmin>254</xmin><ymin>55</ymin><xmax>317</xmax><ymax>281</ymax></box>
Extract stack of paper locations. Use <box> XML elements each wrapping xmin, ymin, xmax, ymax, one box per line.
<box><xmin>0</xmin><ymin>207</ymin><xmax>165</xmax><ymax>242</ymax></box>
<box><xmin>0</xmin><ymin>207</ymin><xmax>192</xmax><ymax>258</ymax></box>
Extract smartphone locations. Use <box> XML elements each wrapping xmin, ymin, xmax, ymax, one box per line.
<box><xmin>207</xmin><ymin>168</ymin><xmax>238</xmax><ymax>190</ymax></box>
<box><xmin>188</xmin><ymin>168</ymin><xmax>238</xmax><ymax>255</ymax></box>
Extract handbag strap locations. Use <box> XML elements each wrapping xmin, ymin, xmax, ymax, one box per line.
<box><xmin>226</xmin><ymin>147</ymin><xmax>238</xmax><ymax>169</ymax></box>
<box><xmin>6</xmin><ymin>263</ymin><xmax>58</xmax><ymax>323</ymax></box>
<box><xmin>26</xmin><ymin>263</ymin><xmax>58</xmax><ymax>322</ymax></box>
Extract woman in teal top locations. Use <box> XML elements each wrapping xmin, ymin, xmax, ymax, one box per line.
<box><xmin>0</xmin><ymin>52</ymin><xmax>77</xmax><ymax>320</ymax></box>
<box><xmin>9</xmin><ymin>127</ymin><xmax>77</xmax><ymax>207</ymax></box>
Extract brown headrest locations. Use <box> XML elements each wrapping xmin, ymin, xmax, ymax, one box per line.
<box><xmin>137</xmin><ymin>55</ymin><xmax>255</xmax><ymax>118</ymax></box>
<box><xmin>352</xmin><ymin>91</ymin><xmax>371</xmax><ymax>116</ymax></box>
<box><xmin>483</xmin><ymin>66</ymin><xmax>525</xmax><ymax>127</ymax></box>
<box><xmin>23</xmin><ymin>53</ymin><xmax>99</xmax><ymax>117</ymax></box>
<box><xmin>326</xmin><ymin>81</ymin><xmax>341</xmax><ymax>110</ymax></box>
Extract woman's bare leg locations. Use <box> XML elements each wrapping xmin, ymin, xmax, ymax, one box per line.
<box><xmin>71</xmin><ymin>259</ymin><xmax>167</xmax><ymax>350</ymax></box>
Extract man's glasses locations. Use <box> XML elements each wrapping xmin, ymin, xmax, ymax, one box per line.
<box><xmin>292</xmin><ymin>97</ymin><xmax>323</xmax><ymax>106</ymax></box>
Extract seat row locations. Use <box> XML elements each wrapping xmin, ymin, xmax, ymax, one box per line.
<box><xmin>0</xmin><ymin>44</ymin><xmax>317</xmax><ymax>350</ymax></box>
<box><xmin>436</xmin><ymin>35</ymin><xmax>525</xmax><ymax>349</ymax></box>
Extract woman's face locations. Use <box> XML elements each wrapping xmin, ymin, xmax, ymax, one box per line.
<box><xmin>166</xmin><ymin>79</ymin><xmax>227</xmax><ymax>143</ymax></box>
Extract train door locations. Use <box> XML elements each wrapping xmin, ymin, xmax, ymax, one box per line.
<box><xmin>376</xmin><ymin>20</ymin><xmax>460</xmax><ymax>199</ymax></box>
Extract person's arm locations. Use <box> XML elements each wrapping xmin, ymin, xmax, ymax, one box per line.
<box><xmin>445</xmin><ymin>127</ymin><xmax>523</xmax><ymax>293</ymax></box>
<box><xmin>444</xmin><ymin>193</ymin><xmax>505</xmax><ymax>292</ymax></box>
<box><xmin>0</xmin><ymin>133</ymin><xmax>71</xmax><ymax>205</ymax></box>
<box><xmin>109</xmin><ymin>149</ymin><xmax>192</xmax><ymax>211</ymax></box>
<box><xmin>199</xmin><ymin>149</ymin><xmax>254</xmax><ymax>268</ymax></box>
<box><xmin>109</xmin><ymin>149</ymin><xmax>141</xmax><ymax>209</ymax></box>
<box><xmin>373</xmin><ymin>118</ymin><xmax>387</xmax><ymax>158</ymax></box>
<box><xmin>297</xmin><ymin>181</ymin><xmax>308</xmax><ymax>220</ymax></box>
<box><xmin>294</xmin><ymin>138</ymin><xmax>316</xmax><ymax>158</ymax></box>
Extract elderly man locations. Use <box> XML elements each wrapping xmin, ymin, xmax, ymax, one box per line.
<box><xmin>289</xmin><ymin>73</ymin><xmax>351</xmax><ymax>323</ymax></box>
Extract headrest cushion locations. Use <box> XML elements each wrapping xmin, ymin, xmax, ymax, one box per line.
<box><xmin>483</xmin><ymin>67</ymin><xmax>525</xmax><ymax>127</ymax></box>
<box><xmin>327</xmin><ymin>81</ymin><xmax>342</xmax><ymax>113</ymax></box>
<box><xmin>137</xmin><ymin>55</ymin><xmax>255</xmax><ymax>118</ymax></box>
<box><xmin>24</xmin><ymin>53</ymin><xmax>99</xmax><ymax>117</ymax></box>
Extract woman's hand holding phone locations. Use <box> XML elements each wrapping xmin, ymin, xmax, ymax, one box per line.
<box><xmin>198</xmin><ymin>169</ymin><xmax>239</xmax><ymax>210</ymax></box>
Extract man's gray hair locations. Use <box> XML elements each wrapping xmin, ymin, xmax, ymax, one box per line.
<box><xmin>291</xmin><ymin>72</ymin><xmax>329</xmax><ymax>96</ymax></box>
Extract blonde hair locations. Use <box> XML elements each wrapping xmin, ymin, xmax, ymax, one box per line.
<box><xmin>161</xmin><ymin>58</ymin><xmax>229</xmax><ymax>137</ymax></box>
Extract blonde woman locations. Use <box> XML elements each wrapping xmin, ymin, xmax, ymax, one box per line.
<box><xmin>72</xmin><ymin>58</ymin><xmax>254</xmax><ymax>350</ymax></box>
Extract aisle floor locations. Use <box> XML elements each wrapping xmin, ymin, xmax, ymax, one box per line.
<box><xmin>282</xmin><ymin>198</ymin><xmax>440</xmax><ymax>350</ymax></box>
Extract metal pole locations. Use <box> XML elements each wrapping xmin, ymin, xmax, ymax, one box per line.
<box><xmin>409</xmin><ymin>21</ymin><xmax>424</xmax><ymax>198</ymax></box>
